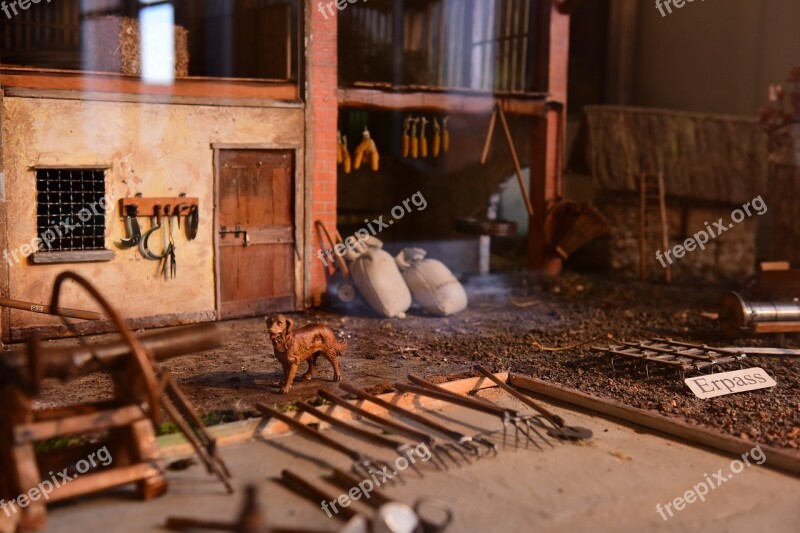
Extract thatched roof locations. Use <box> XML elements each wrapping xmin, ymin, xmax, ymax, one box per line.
<box><xmin>585</xmin><ymin>106</ymin><xmax>769</xmax><ymax>205</ymax></box>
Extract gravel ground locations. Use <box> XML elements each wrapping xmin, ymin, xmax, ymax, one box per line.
<box><xmin>30</xmin><ymin>272</ymin><xmax>800</xmax><ymax>450</ymax></box>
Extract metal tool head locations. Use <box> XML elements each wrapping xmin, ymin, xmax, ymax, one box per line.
<box><xmin>546</xmin><ymin>425</ymin><xmax>593</xmax><ymax>440</ymax></box>
<box><xmin>353</xmin><ymin>458</ymin><xmax>405</xmax><ymax>486</ymax></box>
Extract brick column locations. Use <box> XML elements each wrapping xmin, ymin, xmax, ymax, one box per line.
<box><xmin>528</xmin><ymin>4</ymin><xmax>569</xmax><ymax>273</ymax></box>
<box><xmin>305</xmin><ymin>0</ymin><xmax>338</xmax><ymax>305</ymax></box>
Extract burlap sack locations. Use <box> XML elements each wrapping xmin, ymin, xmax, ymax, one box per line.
<box><xmin>349</xmin><ymin>237</ymin><xmax>412</xmax><ymax>317</ymax></box>
<box><xmin>396</xmin><ymin>248</ymin><xmax>468</xmax><ymax>316</ymax></box>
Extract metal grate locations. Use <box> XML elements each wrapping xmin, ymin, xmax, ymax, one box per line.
<box><xmin>592</xmin><ymin>338</ymin><xmax>750</xmax><ymax>377</ymax></box>
<box><xmin>36</xmin><ymin>169</ymin><xmax>107</xmax><ymax>252</ymax></box>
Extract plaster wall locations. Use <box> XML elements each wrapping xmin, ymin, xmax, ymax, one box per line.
<box><xmin>1</xmin><ymin>96</ymin><xmax>304</xmax><ymax>340</ymax></box>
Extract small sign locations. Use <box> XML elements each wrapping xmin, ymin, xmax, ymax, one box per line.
<box><xmin>685</xmin><ymin>367</ymin><xmax>776</xmax><ymax>399</ymax></box>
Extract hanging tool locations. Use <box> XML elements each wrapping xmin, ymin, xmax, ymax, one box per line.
<box><xmin>337</xmin><ymin>130</ymin><xmax>344</xmax><ymax>165</ymax></box>
<box><xmin>419</xmin><ymin>117</ymin><xmax>429</xmax><ymax>158</ymax></box>
<box><xmin>295</xmin><ymin>402</ymin><xmax>428</xmax><ymax>478</ymax></box>
<box><xmin>402</xmin><ymin>116</ymin><xmax>411</xmax><ymax>157</ymax></box>
<box><xmin>410</xmin><ymin>118</ymin><xmax>420</xmax><ymax>159</ymax></box>
<box><xmin>255</xmin><ymin>403</ymin><xmax>398</xmax><ymax>482</ymax></box>
<box><xmin>481</xmin><ymin>105</ymin><xmax>535</xmax><ymax>217</ymax></box>
<box><xmin>432</xmin><ymin>118</ymin><xmax>441</xmax><ymax>157</ymax></box>
<box><xmin>317</xmin><ymin>389</ymin><xmax>460</xmax><ymax>470</ymax></box>
<box><xmin>442</xmin><ymin>116</ymin><xmax>450</xmax><ymax>153</ymax></box>
<box><xmin>473</xmin><ymin>365</ymin><xmax>593</xmax><ymax>440</ymax></box>
<box><xmin>185</xmin><ymin>204</ymin><xmax>199</xmax><ymax>241</ymax></box>
<box><xmin>327</xmin><ymin>468</ymin><xmax>453</xmax><ymax>533</ymax></box>
<box><xmin>139</xmin><ymin>205</ymin><xmax>169</xmax><ymax>261</ymax></box>
<box><xmin>117</xmin><ymin>204</ymin><xmax>141</xmax><ymax>248</ymax></box>
<box><xmin>339</xmin><ymin>383</ymin><xmax>494</xmax><ymax>458</ymax></box>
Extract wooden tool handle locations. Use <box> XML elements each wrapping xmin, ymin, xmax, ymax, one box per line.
<box><xmin>474</xmin><ymin>364</ymin><xmax>564</xmax><ymax>427</ymax></box>
<box><xmin>256</xmin><ymin>403</ymin><xmax>359</xmax><ymax>460</ymax></box>
<box><xmin>339</xmin><ymin>383</ymin><xmax>465</xmax><ymax>442</ymax></box>
<box><xmin>394</xmin><ymin>383</ymin><xmax>508</xmax><ymax>418</ymax></box>
<box><xmin>0</xmin><ymin>297</ymin><xmax>102</xmax><ymax>320</ymax></box>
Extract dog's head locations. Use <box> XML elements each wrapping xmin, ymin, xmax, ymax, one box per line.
<box><xmin>266</xmin><ymin>314</ymin><xmax>294</xmax><ymax>340</ymax></box>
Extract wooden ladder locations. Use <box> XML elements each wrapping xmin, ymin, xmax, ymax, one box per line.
<box><xmin>638</xmin><ymin>172</ymin><xmax>671</xmax><ymax>282</ymax></box>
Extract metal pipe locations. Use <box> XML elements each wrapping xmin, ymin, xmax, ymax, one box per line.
<box><xmin>720</xmin><ymin>291</ymin><xmax>800</xmax><ymax>338</ymax></box>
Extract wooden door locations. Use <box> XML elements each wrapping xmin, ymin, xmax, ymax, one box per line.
<box><xmin>217</xmin><ymin>149</ymin><xmax>297</xmax><ymax>319</ymax></box>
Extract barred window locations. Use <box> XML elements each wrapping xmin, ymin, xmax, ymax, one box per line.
<box><xmin>36</xmin><ymin>169</ymin><xmax>107</xmax><ymax>252</ymax></box>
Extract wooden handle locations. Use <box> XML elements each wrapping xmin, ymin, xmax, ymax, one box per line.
<box><xmin>0</xmin><ymin>297</ymin><xmax>102</xmax><ymax>320</ymax></box>
<box><xmin>496</xmin><ymin>106</ymin><xmax>535</xmax><ymax>217</ymax></box>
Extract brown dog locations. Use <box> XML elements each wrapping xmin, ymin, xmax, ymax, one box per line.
<box><xmin>265</xmin><ymin>314</ymin><xmax>346</xmax><ymax>394</ymax></box>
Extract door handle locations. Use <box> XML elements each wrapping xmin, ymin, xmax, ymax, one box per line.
<box><xmin>220</xmin><ymin>224</ymin><xmax>251</xmax><ymax>246</ymax></box>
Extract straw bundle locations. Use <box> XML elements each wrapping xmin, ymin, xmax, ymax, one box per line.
<box><xmin>585</xmin><ymin>106</ymin><xmax>768</xmax><ymax>205</ymax></box>
<box><xmin>83</xmin><ymin>16</ymin><xmax>189</xmax><ymax>77</ymax></box>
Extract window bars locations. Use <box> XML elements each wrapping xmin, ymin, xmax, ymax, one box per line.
<box><xmin>36</xmin><ymin>169</ymin><xmax>107</xmax><ymax>252</ymax></box>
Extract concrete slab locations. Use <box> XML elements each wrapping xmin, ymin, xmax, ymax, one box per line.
<box><xmin>19</xmin><ymin>389</ymin><xmax>800</xmax><ymax>532</ymax></box>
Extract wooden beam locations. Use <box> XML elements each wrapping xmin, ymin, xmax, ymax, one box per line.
<box><xmin>509</xmin><ymin>373</ymin><xmax>800</xmax><ymax>477</ymax></box>
<box><xmin>15</xmin><ymin>406</ymin><xmax>146</xmax><ymax>444</ymax></box>
<box><xmin>3</xmin><ymin>87</ymin><xmax>303</xmax><ymax>109</ymax></box>
<box><xmin>338</xmin><ymin>87</ymin><xmax>548</xmax><ymax>116</ymax></box>
<box><xmin>46</xmin><ymin>462</ymin><xmax>163</xmax><ymax>503</ymax></box>
<box><xmin>0</xmin><ymin>67</ymin><xmax>298</xmax><ymax>100</ymax></box>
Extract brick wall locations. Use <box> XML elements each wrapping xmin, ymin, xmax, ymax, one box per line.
<box><xmin>305</xmin><ymin>0</ymin><xmax>338</xmax><ymax>305</ymax></box>
<box><xmin>528</xmin><ymin>3</ymin><xmax>570</xmax><ymax>272</ymax></box>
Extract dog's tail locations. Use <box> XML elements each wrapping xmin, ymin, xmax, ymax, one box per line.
<box><xmin>333</xmin><ymin>337</ymin><xmax>348</xmax><ymax>358</ymax></box>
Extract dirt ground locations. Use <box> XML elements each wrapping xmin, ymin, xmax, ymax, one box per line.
<box><xmin>29</xmin><ymin>272</ymin><xmax>800</xmax><ymax>450</ymax></box>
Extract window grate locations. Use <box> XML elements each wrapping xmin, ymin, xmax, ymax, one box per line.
<box><xmin>36</xmin><ymin>169</ymin><xmax>107</xmax><ymax>252</ymax></box>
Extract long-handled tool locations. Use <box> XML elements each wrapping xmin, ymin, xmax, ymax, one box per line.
<box><xmin>0</xmin><ymin>297</ymin><xmax>102</xmax><ymax>321</ymax></box>
<box><xmin>403</xmin><ymin>375</ymin><xmax>550</xmax><ymax>450</ymax></box>
<box><xmin>473</xmin><ymin>365</ymin><xmax>592</xmax><ymax>440</ymax></box>
<box><xmin>317</xmin><ymin>389</ymin><xmax>460</xmax><ymax>470</ymax></box>
<box><xmin>256</xmin><ymin>403</ymin><xmax>397</xmax><ymax>482</ymax></box>
<box><xmin>295</xmin><ymin>402</ymin><xmax>428</xmax><ymax>478</ymax></box>
<box><xmin>339</xmin><ymin>384</ymin><xmax>495</xmax><ymax>458</ymax></box>
<box><xmin>480</xmin><ymin>105</ymin><xmax>534</xmax><ymax>218</ymax></box>
<box><xmin>327</xmin><ymin>468</ymin><xmax>453</xmax><ymax>533</ymax></box>
<box><xmin>393</xmin><ymin>381</ymin><xmax>539</xmax><ymax>450</ymax></box>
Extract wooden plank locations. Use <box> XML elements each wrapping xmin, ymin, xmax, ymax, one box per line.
<box><xmin>29</xmin><ymin>250</ymin><xmax>115</xmax><ymax>265</ymax></box>
<box><xmin>158</xmin><ymin>373</ymin><xmax>509</xmax><ymax>459</ymax></box>
<box><xmin>0</xmin><ymin>67</ymin><xmax>298</xmax><ymax>100</ymax></box>
<box><xmin>509</xmin><ymin>373</ymin><xmax>800</xmax><ymax>477</ymax></box>
<box><xmin>46</xmin><ymin>462</ymin><xmax>163</xmax><ymax>503</ymax></box>
<box><xmin>15</xmin><ymin>406</ymin><xmax>145</xmax><ymax>444</ymax></box>
<box><xmin>3</xmin><ymin>87</ymin><xmax>304</xmax><ymax>108</ymax></box>
<box><xmin>0</xmin><ymin>298</ymin><xmax>101</xmax><ymax>320</ymax></box>
<box><xmin>338</xmin><ymin>87</ymin><xmax>548</xmax><ymax>116</ymax></box>
<box><xmin>9</xmin><ymin>310</ymin><xmax>216</xmax><ymax>342</ymax></box>
<box><xmin>119</xmin><ymin>197</ymin><xmax>199</xmax><ymax>218</ymax></box>
<box><xmin>751</xmin><ymin>322</ymin><xmax>800</xmax><ymax>334</ymax></box>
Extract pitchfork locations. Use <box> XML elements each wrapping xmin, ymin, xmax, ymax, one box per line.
<box><xmin>318</xmin><ymin>388</ymin><xmax>467</xmax><ymax>470</ymax></box>
<box><xmin>295</xmin><ymin>401</ymin><xmax>426</xmax><ymax>479</ymax></box>
<box><xmin>255</xmin><ymin>403</ymin><xmax>400</xmax><ymax>483</ymax></box>
<box><xmin>339</xmin><ymin>383</ymin><xmax>497</xmax><ymax>459</ymax></box>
